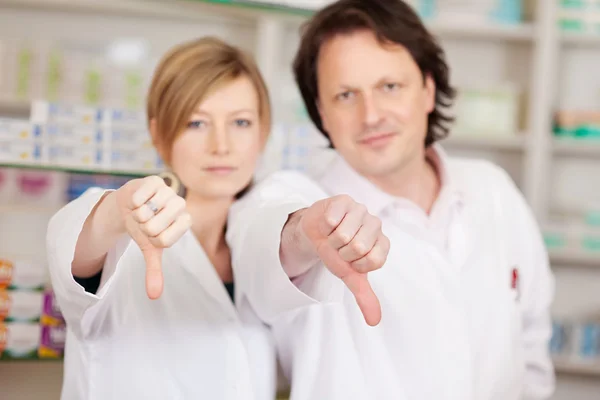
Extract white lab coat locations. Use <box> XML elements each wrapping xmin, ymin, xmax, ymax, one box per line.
<box><xmin>46</xmin><ymin>188</ymin><xmax>277</xmax><ymax>400</ymax></box>
<box><xmin>226</xmin><ymin>146</ymin><xmax>555</xmax><ymax>400</ymax></box>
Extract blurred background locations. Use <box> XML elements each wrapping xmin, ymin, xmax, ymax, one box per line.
<box><xmin>0</xmin><ymin>0</ymin><xmax>598</xmax><ymax>399</ymax></box>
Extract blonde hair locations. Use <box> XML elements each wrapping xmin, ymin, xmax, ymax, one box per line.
<box><xmin>147</xmin><ymin>37</ymin><xmax>271</xmax><ymax>164</ymax></box>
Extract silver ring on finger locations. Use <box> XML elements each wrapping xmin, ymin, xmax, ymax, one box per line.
<box><xmin>146</xmin><ymin>200</ymin><xmax>160</xmax><ymax>215</ymax></box>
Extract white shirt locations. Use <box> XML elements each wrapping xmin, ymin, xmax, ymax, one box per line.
<box><xmin>46</xmin><ymin>189</ymin><xmax>277</xmax><ymax>400</ymax></box>
<box><xmin>227</xmin><ymin>145</ymin><xmax>555</xmax><ymax>400</ymax></box>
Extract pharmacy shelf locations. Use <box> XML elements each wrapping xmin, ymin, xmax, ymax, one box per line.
<box><xmin>0</xmin><ymin>0</ymin><xmax>535</xmax><ymax>40</ymax></box>
<box><xmin>0</xmin><ymin>0</ymin><xmax>308</xmax><ymax>23</ymax></box>
<box><xmin>427</xmin><ymin>21</ymin><xmax>535</xmax><ymax>41</ymax></box>
<box><xmin>0</xmin><ymin>204</ymin><xmax>64</xmax><ymax>214</ymax></box>
<box><xmin>554</xmin><ymin>359</ymin><xmax>600</xmax><ymax>377</ymax></box>
<box><xmin>0</xmin><ymin>162</ymin><xmax>159</xmax><ymax>178</ymax></box>
<box><xmin>0</xmin><ymin>98</ymin><xmax>30</xmax><ymax>118</ymax></box>
<box><xmin>0</xmin><ymin>356</ymin><xmax>62</xmax><ymax>362</ymax></box>
<box><xmin>443</xmin><ymin>134</ymin><xmax>527</xmax><ymax>151</ymax></box>
<box><xmin>549</xmin><ymin>248</ymin><xmax>600</xmax><ymax>268</ymax></box>
<box><xmin>553</xmin><ymin>138</ymin><xmax>600</xmax><ymax>157</ymax></box>
<box><xmin>561</xmin><ymin>32</ymin><xmax>600</xmax><ymax>46</ymax></box>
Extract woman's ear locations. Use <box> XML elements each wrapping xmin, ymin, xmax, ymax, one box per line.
<box><xmin>149</xmin><ymin>118</ymin><xmax>160</xmax><ymax>147</ymax></box>
<box><xmin>149</xmin><ymin>118</ymin><xmax>168</xmax><ymax>163</ymax></box>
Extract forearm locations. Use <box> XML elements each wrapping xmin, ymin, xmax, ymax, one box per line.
<box><xmin>279</xmin><ymin>208</ymin><xmax>320</xmax><ymax>278</ymax></box>
<box><xmin>72</xmin><ymin>191</ymin><xmax>127</xmax><ymax>278</ymax></box>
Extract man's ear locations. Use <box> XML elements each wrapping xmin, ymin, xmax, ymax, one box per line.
<box><xmin>317</xmin><ymin>99</ymin><xmax>328</xmax><ymax>132</ymax></box>
<box><xmin>424</xmin><ymin>74</ymin><xmax>436</xmax><ymax>114</ymax></box>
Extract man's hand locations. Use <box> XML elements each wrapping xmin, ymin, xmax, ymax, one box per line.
<box><xmin>115</xmin><ymin>176</ymin><xmax>192</xmax><ymax>299</ymax></box>
<box><xmin>295</xmin><ymin>195</ymin><xmax>389</xmax><ymax>326</ymax></box>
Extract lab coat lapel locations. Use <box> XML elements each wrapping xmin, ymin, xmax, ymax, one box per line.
<box><xmin>174</xmin><ymin>230</ymin><xmax>238</xmax><ymax>321</ymax></box>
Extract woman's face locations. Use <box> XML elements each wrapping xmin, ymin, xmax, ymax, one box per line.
<box><xmin>168</xmin><ymin>75</ymin><xmax>264</xmax><ymax>201</ymax></box>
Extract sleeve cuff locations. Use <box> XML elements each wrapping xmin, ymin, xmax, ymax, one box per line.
<box><xmin>230</xmin><ymin>200</ymin><xmax>344</xmax><ymax>324</ymax></box>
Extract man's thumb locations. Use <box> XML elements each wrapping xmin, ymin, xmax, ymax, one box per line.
<box><xmin>342</xmin><ymin>273</ymin><xmax>382</xmax><ymax>326</ymax></box>
<box><xmin>142</xmin><ymin>246</ymin><xmax>164</xmax><ymax>300</ymax></box>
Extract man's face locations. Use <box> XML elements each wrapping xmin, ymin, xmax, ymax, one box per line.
<box><xmin>316</xmin><ymin>30</ymin><xmax>435</xmax><ymax>181</ymax></box>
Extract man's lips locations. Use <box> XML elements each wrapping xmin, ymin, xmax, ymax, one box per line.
<box><xmin>358</xmin><ymin>132</ymin><xmax>397</xmax><ymax>146</ymax></box>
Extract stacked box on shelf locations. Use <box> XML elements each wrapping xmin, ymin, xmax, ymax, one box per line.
<box><xmin>453</xmin><ymin>84</ymin><xmax>523</xmax><ymax>138</ymax></box>
<box><xmin>0</xmin><ymin>257</ymin><xmax>65</xmax><ymax>360</ymax></box>
<box><xmin>30</xmin><ymin>101</ymin><xmax>105</xmax><ymax>170</ymax></box>
<box><xmin>101</xmin><ymin>108</ymin><xmax>164</xmax><ymax>173</ymax></box>
<box><xmin>0</xmin><ymin>38</ymin><xmax>151</xmax><ymax>108</ymax></box>
<box><xmin>558</xmin><ymin>0</ymin><xmax>600</xmax><ymax>34</ymax></box>
<box><xmin>421</xmin><ymin>0</ymin><xmax>523</xmax><ymax>24</ymax></box>
<box><xmin>554</xmin><ymin>110</ymin><xmax>600</xmax><ymax>140</ymax></box>
<box><xmin>0</xmin><ymin>118</ymin><xmax>43</xmax><ymax>165</ymax></box>
<box><xmin>543</xmin><ymin>206</ymin><xmax>600</xmax><ymax>253</ymax></box>
<box><xmin>551</xmin><ymin>318</ymin><xmax>600</xmax><ymax>363</ymax></box>
<box><xmin>0</xmin><ymin>40</ymin><xmax>46</xmax><ymax>102</ymax></box>
<box><xmin>29</xmin><ymin>101</ymin><xmax>164</xmax><ymax>173</ymax></box>
<box><xmin>229</xmin><ymin>0</ymin><xmax>335</xmax><ymax>11</ymax></box>
<box><xmin>38</xmin><ymin>289</ymin><xmax>66</xmax><ymax>359</ymax></box>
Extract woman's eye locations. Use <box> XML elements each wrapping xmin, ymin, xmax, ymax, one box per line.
<box><xmin>234</xmin><ymin>119</ymin><xmax>252</xmax><ymax>128</ymax></box>
<box><xmin>187</xmin><ymin>120</ymin><xmax>206</xmax><ymax>129</ymax></box>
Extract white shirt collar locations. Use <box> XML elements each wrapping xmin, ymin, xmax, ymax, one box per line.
<box><xmin>319</xmin><ymin>143</ymin><xmax>463</xmax><ymax>216</ymax></box>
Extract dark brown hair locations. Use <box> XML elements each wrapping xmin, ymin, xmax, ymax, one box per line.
<box><xmin>293</xmin><ymin>0</ymin><xmax>456</xmax><ymax>147</ymax></box>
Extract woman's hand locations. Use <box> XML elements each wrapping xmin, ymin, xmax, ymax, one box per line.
<box><xmin>115</xmin><ymin>175</ymin><xmax>192</xmax><ymax>299</ymax></box>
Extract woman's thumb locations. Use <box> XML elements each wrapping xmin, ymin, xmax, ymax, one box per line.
<box><xmin>342</xmin><ymin>273</ymin><xmax>382</xmax><ymax>326</ymax></box>
<box><xmin>141</xmin><ymin>245</ymin><xmax>164</xmax><ymax>300</ymax></box>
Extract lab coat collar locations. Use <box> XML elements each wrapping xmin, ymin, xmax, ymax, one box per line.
<box><xmin>319</xmin><ymin>143</ymin><xmax>463</xmax><ymax>216</ymax></box>
<box><xmin>173</xmin><ymin>230</ymin><xmax>239</xmax><ymax>321</ymax></box>
<box><xmin>428</xmin><ymin>144</ymin><xmax>465</xmax><ymax>210</ymax></box>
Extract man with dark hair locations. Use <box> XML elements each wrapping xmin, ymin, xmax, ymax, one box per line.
<box><xmin>227</xmin><ymin>1</ymin><xmax>555</xmax><ymax>399</ymax></box>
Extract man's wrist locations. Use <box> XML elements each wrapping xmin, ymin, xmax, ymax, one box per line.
<box><xmin>280</xmin><ymin>208</ymin><xmax>318</xmax><ymax>277</ymax></box>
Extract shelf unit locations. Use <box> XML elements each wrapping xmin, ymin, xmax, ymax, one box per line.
<box><xmin>443</xmin><ymin>134</ymin><xmax>528</xmax><ymax>151</ymax></box>
<box><xmin>0</xmin><ymin>0</ymin><xmax>310</xmax><ymax>22</ymax></box>
<box><xmin>0</xmin><ymin>161</ymin><xmax>155</xmax><ymax>178</ymax></box>
<box><xmin>0</xmin><ymin>0</ymin><xmax>599</xmax><ymax>392</ymax></box>
<box><xmin>0</xmin><ymin>204</ymin><xmax>62</xmax><ymax>214</ymax></box>
<box><xmin>553</xmin><ymin>139</ymin><xmax>600</xmax><ymax>158</ymax></box>
<box><xmin>549</xmin><ymin>249</ymin><xmax>600</xmax><ymax>269</ymax></box>
<box><xmin>426</xmin><ymin>20</ymin><xmax>535</xmax><ymax>41</ymax></box>
<box><xmin>0</xmin><ymin>1</ymin><xmax>548</xmax><ymax>166</ymax></box>
<box><xmin>0</xmin><ymin>98</ymin><xmax>30</xmax><ymax>118</ymax></box>
<box><xmin>554</xmin><ymin>359</ymin><xmax>600</xmax><ymax>377</ymax></box>
<box><xmin>561</xmin><ymin>32</ymin><xmax>600</xmax><ymax>46</ymax></box>
<box><xmin>0</xmin><ymin>0</ymin><xmax>545</xmax><ymax>186</ymax></box>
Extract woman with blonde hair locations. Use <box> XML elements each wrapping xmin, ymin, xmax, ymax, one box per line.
<box><xmin>46</xmin><ymin>37</ymin><xmax>276</xmax><ymax>399</ymax></box>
